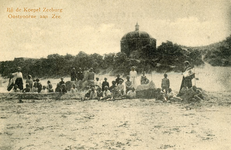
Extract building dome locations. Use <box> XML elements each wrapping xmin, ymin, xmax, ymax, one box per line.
<box><xmin>120</xmin><ymin>23</ymin><xmax>156</xmax><ymax>56</ymax></box>
<box><xmin>121</xmin><ymin>31</ymin><xmax>153</xmax><ymax>40</ymax></box>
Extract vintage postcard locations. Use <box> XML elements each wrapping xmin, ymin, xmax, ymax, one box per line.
<box><xmin>0</xmin><ymin>0</ymin><xmax>231</xmax><ymax>150</ymax></box>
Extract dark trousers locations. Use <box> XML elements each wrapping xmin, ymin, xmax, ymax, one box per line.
<box><xmin>15</xmin><ymin>78</ymin><xmax>23</xmax><ymax>90</ymax></box>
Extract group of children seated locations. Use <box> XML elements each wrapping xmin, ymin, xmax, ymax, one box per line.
<box><xmin>82</xmin><ymin>75</ymin><xmax>136</xmax><ymax>101</ymax></box>
<box><xmin>17</xmin><ymin>76</ymin><xmax>55</xmax><ymax>93</ymax></box>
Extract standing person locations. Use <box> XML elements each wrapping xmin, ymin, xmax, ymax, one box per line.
<box><xmin>130</xmin><ymin>66</ymin><xmax>137</xmax><ymax>89</ymax></box>
<box><xmin>77</xmin><ymin>68</ymin><xmax>84</xmax><ymax>81</ymax></box>
<box><xmin>102</xmin><ymin>78</ymin><xmax>109</xmax><ymax>91</ymax></box>
<box><xmin>87</xmin><ymin>68</ymin><xmax>95</xmax><ymax>87</ymax></box>
<box><xmin>94</xmin><ymin>77</ymin><xmax>101</xmax><ymax>89</ymax></box>
<box><xmin>26</xmin><ymin>75</ymin><xmax>33</xmax><ymax>90</ymax></box>
<box><xmin>179</xmin><ymin>61</ymin><xmax>195</xmax><ymax>92</ymax></box>
<box><xmin>115</xmin><ymin>75</ymin><xmax>124</xmax><ymax>85</ymax></box>
<box><xmin>12</xmin><ymin>67</ymin><xmax>24</xmax><ymax>91</ymax></box>
<box><xmin>71</xmin><ymin>67</ymin><xmax>77</xmax><ymax>81</ymax></box>
<box><xmin>161</xmin><ymin>73</ymin><xmax>170</xmax><ymax>94</ymax></box>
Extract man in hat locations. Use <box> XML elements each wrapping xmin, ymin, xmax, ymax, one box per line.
<box><xmin>12</xmin><ymin>67</ymin><xmax>24</xmax><ymax>91</ymax></box>
<box><xmin>179</xmin><ymin>61</ymin><xmax>195</xmax><ymax>92</ymax></box>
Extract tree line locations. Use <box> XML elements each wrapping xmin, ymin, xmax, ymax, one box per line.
<box><xmin>0</xmin><ymin>41</ymin><xmax>204</xmax><ymax>79</ymax></box>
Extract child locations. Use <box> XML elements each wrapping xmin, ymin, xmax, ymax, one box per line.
<box><xmin>101</xmin><ymin>86</ymin><xmax>112</xmax><ymax>100</ymax></box>
<box><xmin>22</xmin><ymin>83</ymin><xmax>31</xmax><ymax>92</ymax></box>
<box><xmin>102</xmin><ymin>78</ymin><xmax>109</xmax><ymax>91</ymax></box>
<box><xmin>13</xmin><ymin>84</ymin><xmax>20</xmax><ymax>92</ymax></box>
<box><xmin>126</xmin><ymin>88</ymin><xmax>136</xmax><ymax>99</ymax></box>
<box><xmin>141</xmin><ymin>72</ymin><xmax>149</xmax><ymax>85</ymax></box>
<box><xmin>96</xmin><ymin>88</ymin><xmax>103</xmax><ymax>100</ymax></box>
<box><xmin>83</xmin><ymin>86</ymin><xmax>96</xmax><ymax>100</ymax></box>
<box><xmin>116</xmin><ymin>79</ymin><xmax>124</xmax><ymax>97</ymax></box>
<box><xmin>161</xmin><ymin>73</ymin><xmax>170</xmax><ymax>94</ymax></box>
<box><xmin>34</xmin><ymin>78</ymin><xmax>42</xmax><ymax>93</ymax></box>
<box><xmin>55</xmin><ymin>83</ymin><xmax>61</xmax><ymax>92</ymax></box>
<box><xmin>70</xmin><ymin>84</ymin><xmax>78</xmax><ymax>93</ymax></box>
<box><xmin>125</xmin><ymin>76</ymin><xmax>132</xmax><ymax>94</ymax></box>
<box><xmin>94</xmin><ymin>77</ymin><xmax>101</xmax><ymax>89</ymax></box>
<box><xmin>47</xmin><ymin>80</ymin><xmax>54</xmax><ymax>92</ymax></box>
<box><xmin>41</xmin><ymin>86</ymin><xmax>48</xmax><ymax>93</ymax></box>
<box><xmin>115</xmin><ymin>75</ymin><xmax>124</xmax><ymax>85</ymax></box>
<box><xmin>59</xmin><ymin>78</ymin><xmax>67</xmax><ymax>93</ymax></box>
<box><xmin>26</xmin><ymin>75</ymin><xmax>33</xmax><ymax>90</ymax></box>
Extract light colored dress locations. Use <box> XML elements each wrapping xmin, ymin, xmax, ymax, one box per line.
<box><xmin>130</xmin><ymin>70</ymin><xmax>137</xmax><ymax>88</ymax></box>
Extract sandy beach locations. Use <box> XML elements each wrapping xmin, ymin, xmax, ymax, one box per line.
<box><xmin>0</xmin><ymin>91</ymin><xmax>231</xmax><ymax>150</ymax></box>
<box><xmin>0</xmin><ymin>65</ymin><xmax>231</xmax><ymax>150</ymax></box>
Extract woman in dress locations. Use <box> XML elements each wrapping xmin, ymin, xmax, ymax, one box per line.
<box><xmin>130</xmin><ymin>66</ymin><xmax>137</xmax><ymax>89</ymax></box>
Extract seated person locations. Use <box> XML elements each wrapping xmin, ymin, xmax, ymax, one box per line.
<box><xmin>109</xmin><ymin>81</ymin><xmax>117</xmax><ymax>91</ymax></box>
<box><xmin>41</xmin><ymin>86</ymin><xmax>48</xmax><ymax>93</ymax></box>
<box><xmin>125</xmin><ymin>88</ymin><xmax>136</xmax><ymax>99</ymax></box>
<box><xmin>100</xmin><ymin>86</ymin><xmax>112</xmax><ymax>100</ymax></box>
<box><xmin>116</xmin><ymin>79</ymin><xmax>124</xmax><ymax>96</ymax></box>
<box><xmin>55</xmin><ymin>83</ymin><xmax>61</xmax><ymax>92</ymax></box>
<box><xmin>59</xmin><ymin>77</ymin><xmax>65</xmax><ymax>85</ymax></box>
<box><xmin>125</xmin><ymin>76</ymin><xmax>133</xmax><ymax>94</ymax></box>
<box><xmin>47</xmin><ymin>80</ymin><xmax>54</xmax><ymax>92</ymax></box>
<box><xmin>70</xmin><ymin>84</ymin><xmax>78</xmax><ymax>93</ymax></box>
<box><xmin>96</xmin><ymin>88</ymin><xmax>103</xmax><ymax>100</ymax></box>
<box><xmin>22</xmin><ymin>83</ymin><xmax>31</xmax><ymax>92</ymax></box>
<box><xmin>60</xmin><ymin>84</ymin><xmax>67</xmax><ymax>93</ymax></box>
<box><xmin>166</xmin><ymin>88</ymin><xmax>175</xmax><ymax>100</ymax></box>
<box><xmin>141</xmin><ymin>72</ymin><xmax>149</xmax><ymax>85</ymax></box>
<box><xmin>83</xmin><ymin>86</ymin><xmax>96</xmax><ymax>100</ymax></box>
<box><xmin>13</xmin><ymin>84</ymin><xmax>20</xmax><ymax>92</ymax></box>
<box><xmin>59</xmin><ymin>78</ymin><xmax>67</xmax><ymax>93</ymax></box>
<box><xmin>33</xmin><ymin>78</ymin><xmax>42</xmax><ymax>93</ymax></box>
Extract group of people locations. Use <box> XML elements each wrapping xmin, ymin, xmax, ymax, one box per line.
<box><xmin>7</xmin><ymin>61</ymin><xmax>196</xmax><ymax>101</ymax></box>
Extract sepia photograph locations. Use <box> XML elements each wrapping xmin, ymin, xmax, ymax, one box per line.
<box><xmin>0</xmin><ymin>0</ymin><xmax>231</xmax><ymax>149</ymax></box>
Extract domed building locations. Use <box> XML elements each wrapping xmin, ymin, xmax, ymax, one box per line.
<box><xmin>121</xmin><ymin>23</ymin><xmax>156</xmax><ymax>57</ymax></box>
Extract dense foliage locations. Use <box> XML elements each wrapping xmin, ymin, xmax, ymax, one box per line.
<box><xmin>0</xmin><ymin>42</ymin><xmax>205</xmax><ymax>79</ymax></box>
<box><xmin>203</xmin><ymin>35</ymin><xmax>231</xmax><ymax>66</ymax></box>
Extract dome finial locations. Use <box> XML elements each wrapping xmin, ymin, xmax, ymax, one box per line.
<box><xmin>135</xmin><ymin>22</ymin><xmax>139</xmax><ymax>31</ymax></box>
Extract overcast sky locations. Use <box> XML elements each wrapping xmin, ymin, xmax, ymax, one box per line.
<box><xmin>0</xmin><ymin>0</ymin><xmax>230</xmax><ymax>61</ymax></box>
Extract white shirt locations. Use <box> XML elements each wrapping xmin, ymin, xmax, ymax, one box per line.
<box><xmin>12</xmin><ymin>72</ymin><xmax>23</xmax><ymax>79</ymax></box>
